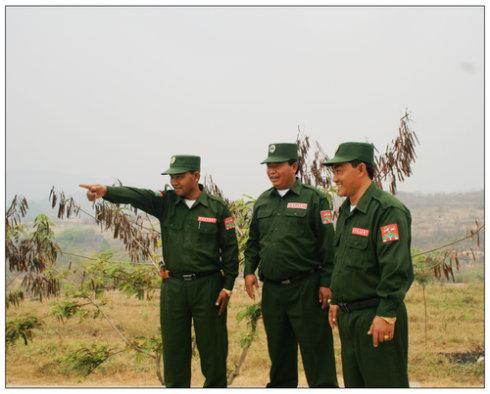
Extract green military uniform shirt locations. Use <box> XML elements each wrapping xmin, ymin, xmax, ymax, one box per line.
<box><xmin>331</xmin><ymin>182</ymin><xmax>414</xmax><ymax>317</ymax></box>
<box><xmin>103</xmin><ymin>185</ymin><xmax>239</xmax><ymax>290</ymax></box>
<box><xmin>244</xmin><ymin>178</ymin><xmax>334</xmax><ymax>287</ymax></box>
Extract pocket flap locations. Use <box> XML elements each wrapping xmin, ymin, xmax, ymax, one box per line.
<box><xmin>284</xmin><ymin>209</ymin><xmax>307</xmax><ymax>218</ymax></box>
<box><xmin>198</xmin><ymin>222</ymin><xmax>218</xmax><ymax>233</ymax></box>
<box><xmin>257</xmin><ymin>208</ymin><xmax>273</xmax><ymax>219</ymax></box>
<box><xmin>169</xmin><ymin>222</ymin><xmax>183</xmax><ymax>230</ymax></box>
<box><xmin>348</xmin><ymin>235</ymin><xmax>369</xmax><ymax>249</ymax></box>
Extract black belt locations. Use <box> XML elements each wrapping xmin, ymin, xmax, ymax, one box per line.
<box><xmin>262</xmin><ymin>269</ymin><xmax>317</xmax><ymax>285</ymax></box>
<box><xmin>169</xmin><ymin>269</ymin><xmax>219</xmax><ymax>281</ymax></box>
<box><xmin>337</xmin><ymin>297</ymin><xmax>380</xmax><ymax>313</ymax></box>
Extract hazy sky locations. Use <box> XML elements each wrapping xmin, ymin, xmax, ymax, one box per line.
<box><xmin>6</xmin><ymin>6</ymin><xmax>483</xmax><ymax>201</ymax></box>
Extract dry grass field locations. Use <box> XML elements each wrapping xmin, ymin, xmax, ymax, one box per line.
<box><xmin>6</xmin><ymin>268</ymin><xmax>484</xmax><ymax>388</ymax></box>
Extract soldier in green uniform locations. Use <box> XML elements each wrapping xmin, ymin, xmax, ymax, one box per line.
<box><xmin>244</xmin><ymin>143</ymin><xmax>338</xmax><ymax>388</ymax></box>
<box><xmin>80</xmin><ymin>155</ymin><xmax>239</xmax><ymax>388</ymax></box>
<box><xmin>323</xmin><ymin>142</ymin><xmax>414</xmax><ymax>388</ymax></box>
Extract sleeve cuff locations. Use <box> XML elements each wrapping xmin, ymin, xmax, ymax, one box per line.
<box><xmin>223</xmin><ymin>277</ymin><xmax>236</xmax><ymax>291</ymax></box>
<box><xmin>319</xmin><ymin>275</ymin><xmax>331</xmax><ymax>288</ymax></box>
<box><xmin>243</xmin><ymin>264</ymin><xmax>256</xmax><ymax>277</ymax></box>
<box><xmin>102</xmin><ymin>186</ymin><xmax>117</xmax><ymax>202</ymax></box>
<box><xmin>375</xmin><ymin>299</ymin><xmax>398</xmax><ymax>318</ymax></box>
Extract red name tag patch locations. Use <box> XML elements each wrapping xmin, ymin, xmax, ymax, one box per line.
<box><xmin>352</xmin><ymin>227</ymin><xmax>369</xmax><ymax>237</ymax></box>
<box><xmin>381</xmin><ymin>224</ymin><xmax>399</xmax><ymax>243</ymax></box>
<box><xmin>287</xmin><ymin>202</ymin><xmax>308</xmax><ymax>209</ymax></box>
<box><xmin>198</xmin><ymin>216</ymin><xmax>217</xmax><ymax>223</ymax></box>
<box><xmin>320</xmin><ymin>210</ymin><xmax>333</xmax><ymax>224</ymax></box>
<box><xmin>224</xmin><ymin>216</ymin><xmax>235</xmax><ymax>230</ymax></box>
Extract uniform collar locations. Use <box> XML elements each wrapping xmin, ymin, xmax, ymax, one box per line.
<box><xmin>340</xmin><ymin>181</ymin><xmax>378</xmax><ymax>214</ymax></box>
<box><xmin>269</xmin><ymin>177</ymin><xmax>303</xmax><ymax>197</ymax></box>
<box><xmin>174</xmin><ymin>184</ymin><xmax>209</xmax><ymax>207</ymax></box>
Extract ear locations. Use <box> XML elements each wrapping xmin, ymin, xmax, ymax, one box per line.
<box><xmin>291</xmin><ymin>162</ymin><xmax>299</xmax><ymax>174</ymax></box>
<box><xmin>194</xmin><ymin>171</ymin><xmax>201</xmax><ymax>182</ymax></box>
<box><xmin>358</xmin><ymin>162</ymin><xmax>367</xmax><ymax>176</ymax></box>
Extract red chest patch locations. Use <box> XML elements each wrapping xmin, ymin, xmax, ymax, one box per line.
<box><xmin>287</xmin><ymin>202</ymin><xmax>308</xmax><ymax>209</ymax></box>
<box><xmin>352</xmin><ymin>227</ymin><xmax>369</xmax><ymax>237</ymax></box>
<box><xmin>381</xmin><ymin>224</ymin><xmax>399</xmax><ymax>243</ymax></box>
<box><xmin>320</xmin><ymin>210</ymin><xmax>333</xmax><ymax>224</ymax></box>
<box><xmin>198</xmin><ymin>216</ymin><xmax>217</xmax><ymax>224</ymax></box>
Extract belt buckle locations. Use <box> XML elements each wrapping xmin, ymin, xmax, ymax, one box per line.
<box><xmin>182</xmin><ymin>274</ymin><xmax>196</xmax><ymax>281</ymax></box>
<box><xmin>280</xmin><ymin>279</ymin><xmax>291</xmax><ymax>285</ymax></box>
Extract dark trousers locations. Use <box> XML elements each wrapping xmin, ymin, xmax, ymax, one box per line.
<box><xmin>261</xmin><ymin>274</ymin><xmax>338</xmax><ymax>388</ymax></box>
<box><xmin>160</xmin><ymin>272</ymin><xmax>228</xmax><ymax>388</ymax></box>
<box><xmin>338</xmin><ymin>302</ymin><xmax>409</xmax><ymax>387</ymax></box>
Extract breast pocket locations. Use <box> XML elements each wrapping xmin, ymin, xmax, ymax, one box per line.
<box><xmin>195</xmin><ymin>221</ymin><xmax>219</xmax><ymax>254</ymax></box>
<box><xmin>284</xmin><ymin>209</ymin><xmax>307</xmax><ymax>236</ymax></box>
<box><xmin>166</xmin><ymin>221</ymin><xmax>183</xmax><ymax>237</ymax></box>
<box><xmin>345</xmin><ymin>235</ymin><xmax>369</xmax><ymax>269</ymax></box>
<box><xmin>257</xmin><ymin>208</ymin><xmax>273</xmax><ymax>235</ymax></box>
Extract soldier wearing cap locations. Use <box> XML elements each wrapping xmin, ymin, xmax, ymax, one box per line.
<box><xmin>323</xmin><ymin>142</ymin><xmax>414</xmax><ymax>387</ymax></box>
<box><xmin>80</xmin><ymin>155</ymin><xmax>239</xmax><ymax>388</ymax></box>
<box><xmin>244</xmin><ymin>143</ymin><xmax>338</xmax><ymax>388</ymax></box>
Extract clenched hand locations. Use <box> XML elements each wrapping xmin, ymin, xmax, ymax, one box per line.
<box><xmin>79</xmin><ymin>184</ymin><xmax>107</xmax><ymax>201</ymax></box>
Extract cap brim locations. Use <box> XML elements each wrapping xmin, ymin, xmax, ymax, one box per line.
<box><xmin>161</xmin><ymin>167</ymin><xmax>196</xmax><ymax>175</ymax></box>
<box><xmin>260</xmin><ymin>156</ymin><xmax>294</xmax><ymax>164</ymax></box>
<box><xmin>322</xmin><ymin>155</ymin><xmax>355</xmax><ymax>166</ymax></box>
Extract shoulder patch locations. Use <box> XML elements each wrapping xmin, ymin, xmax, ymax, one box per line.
<box><xmin>224</xmin><ymin>216</ymin><xmax>235</xmax><ymax>230</ymax></box>
<box><xmin>320</xmin><ymin>210</ymin><xmax>333</xmax><ymax>224</ymax></box>
<box><xmin>154</xmin><ymin>190</ymin><xmax>164</xmax><ymax>197</ymax></box>
<box><xmin>303</xmin><ymin>184</ymin><xmax>329</xmax><ymax>197</ymax></box>
<box><xmin>373</xmin><ymin>189</ymin><xmax>406</xmax><ymax>211</ymax></box>
<box><xmin>207</xmin><ymin>193</ymin><xmax>226</xmax><ymax>205</ymax></box>
<box><xmin>381</xmin><ymin>224</ymin><xmax>399</xmax><ymax>243</ymax></box>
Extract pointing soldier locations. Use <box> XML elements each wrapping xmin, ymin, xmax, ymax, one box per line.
<box><xmin>244</xmin><ymin>143</ymin><xmax>338</xmax><ymax>388</ymax></box>
<box><xmin>80</xmin><ymin>155</ymin><xmax>239</xmax><ymax>388</ymax></box>
<box><xmin>323</xmin><ymin>142</ymin><xmax>414</xmax><ymax>387</ymax></box>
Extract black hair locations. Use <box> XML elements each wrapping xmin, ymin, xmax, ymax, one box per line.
<box><xmin>349</xmin><ymin>160</ymin><xmax>375</xmax><ymax>180</ymax></box>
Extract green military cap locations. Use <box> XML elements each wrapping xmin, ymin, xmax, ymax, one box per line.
<box><xmin>261</xmin><ymin>143</ymin><xmax>298</xmax><ymax>164</ymax></box>
<box><xmin>323</xmin><ymin>142</ymin><xmax>374</xmax><ymax>166</ymax></box>
<box><xmin>161</xmin><ymin>155</ymin><xmax>201</xmax><ymax>175</ymax></box>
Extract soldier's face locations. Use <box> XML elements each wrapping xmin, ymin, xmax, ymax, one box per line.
<box><xmin>331</xmin><ymin>163</ymin><xmax>362</xmax><ymax>197</ymax></box>
<box><xmin>170</xmin><ymin>172</ymin><xmax>199</xmax><ymax>197</ymax></box>
<box><xmin>266</xmin><ymin>162</ymin><xmax>297</xmax><ymax>189</ymax></box>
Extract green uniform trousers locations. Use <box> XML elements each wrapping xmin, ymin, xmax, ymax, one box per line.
<box><xmin>261</xmin><ymin>273</ymin><xmax>338</xmax><ymax>388</ymax></box>
<box><xmin>160</xmin><ymin>272</ymin><xmax>228</xmax><ymax>388</ymax></box>
<box><xmin>338</xmin><ymin>302</ymin><xmax>409</xmax><ymax>388</ymax></box>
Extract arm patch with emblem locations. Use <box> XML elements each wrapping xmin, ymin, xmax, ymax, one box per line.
<box><xmin>224</xmin><ymin>216</ymin><xmax>235</xmax><ymax>230</ymax></box>
<box><xmin>380</xmin><ymin>224</ymin><xmax>399</xmax><ymax>243</ymax></box>
<box><xmin>320</xmin><ymin>210</ymin><xmax>333</xmax><ymax>224</ymax></box>
<box><xmin>154</xmin><ymin>190</ymin><xmax>164</xmax><ymax>197</ymax></box>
